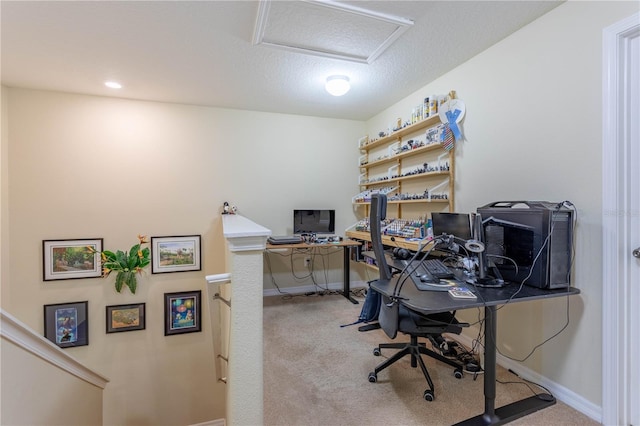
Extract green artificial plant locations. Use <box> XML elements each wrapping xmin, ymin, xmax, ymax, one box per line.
<box><xmin>88</xmin><ymin>235</ymin><xmax>150</xmax><ymax>294</ymax></box>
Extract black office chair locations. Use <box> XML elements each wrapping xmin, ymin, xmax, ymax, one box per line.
<box><xmin>366</xmin><ymin>194</ymin><xmax>466</xmax><ymax>401</ymax></box>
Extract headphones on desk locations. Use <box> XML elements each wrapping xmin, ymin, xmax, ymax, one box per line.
<box><xmin>392</xmin><ymin>247</ymin><xmax>412</xmax><ymax>260</ymax></box>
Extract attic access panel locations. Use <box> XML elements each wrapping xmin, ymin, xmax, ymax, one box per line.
<box><xmin>253</xmin><ymin>0</ymin><xmax>414</xmax><ymax>64</ymax></box>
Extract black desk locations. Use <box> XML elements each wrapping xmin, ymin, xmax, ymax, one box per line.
<box><xmin>370</xmin><ymin>277</ymin><xmax>580</xmax><ymax>425</ymax></box>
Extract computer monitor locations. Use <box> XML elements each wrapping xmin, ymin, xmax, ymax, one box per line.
<box><xmin>431</xmin><ymin>212</ymin><xmax>472</xmax><ymax>240</ymax></box>
<box><xmin>431</xmin><ymin>211</ymin><xmax>505</xmax><ymax>287</ymax></box>
<box><xmin>293</xmin><ymin>209</ymin><xmax>335</xmax><ymax>234</ymax></box>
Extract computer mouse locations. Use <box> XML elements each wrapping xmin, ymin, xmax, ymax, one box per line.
<box><xmin>419</xmin><ymin>274</ymin><xmax>439</xmax><ymax>284</ymax></box>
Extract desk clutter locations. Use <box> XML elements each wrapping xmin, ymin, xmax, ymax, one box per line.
<box><xmin>300</xmin><ymin>233</ymin><xmax>343</xmax><ymax>243</ymax></box>
<box><xmin>353</xmin><ymin>217</ymin><xmax>431</xmax><ymax>239</ymax></box>
<box><xmin>356</xmin><ymin>193</ymin><xmax>579</xmax><ymax>420</ymax></box>
<box><xmin>267</xmin><ymin>234</ymin><xmax>344</xmax><ymax>245</ymax></box>
<box><xmin>362</xmin><ymin>251</ymin><xmax>489</xmax><ymax>296</ymax></box>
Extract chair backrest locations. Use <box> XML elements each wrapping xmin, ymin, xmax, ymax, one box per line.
<box><xmin>369</xmin><ymin>193</ymin><xmax>399</xmax><ymax>338</ymax></box>
<box><xmin>378</xmin><ymin>294</ymin><xmax>399</xmax><ymax>339</ymax></box>
<box><xmin>370</xmin><ymin>194</ymin><xmax>392</xmax><ymax>281</ymax></box>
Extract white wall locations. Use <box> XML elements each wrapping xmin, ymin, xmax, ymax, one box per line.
<box><xmin>1</xmin><ymin>339</ymin><xmax>104</xmax><ymax>425</ymax></box>
<box><xmin>1</xmin><ymin>88</ymin><xmax>363</xmax><ymax>425</ymax></box>
<box><xmin>1</xmin><ymin>85</ymin><xmax>9</xmax><ymax>306</ymax></box>
<box><xmin>366</xmin><ymin>1</ymin><xmax>639</xmax><ymax>409</ymax></box>
<box><xmin>213</xmin><ymin>108</ymin><xmax>366</xmax><ymax>294</ymax></box>
<box><xmin>1</xmin><ymin>310</ymin><xmax>107</xmax><ymax>426</ymax></box>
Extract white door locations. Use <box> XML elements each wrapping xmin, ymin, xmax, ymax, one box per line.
<box><xmin>629</xmin><ymin>30</ymin><xmax>639</xmax><ymax>425</ymax></box>
<box><xmin>630</xmin><ymin>27</ymin><xmax>639</xmax><ymax>425</ymax></box>
<box><xmin>602</xmin><ymin>12</ymin><xmax>640</xmax><ymax>426</ymax></box>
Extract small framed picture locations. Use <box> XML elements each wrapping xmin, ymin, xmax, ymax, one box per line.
<box><xmin>44</xmin><ymin>301</ymin><xmax>89</xmax><ymax>348</ymax></box>
<box><xmin>164</xmin><ymin>290</ymin><xmax>202</xmax><ymax>336</ymax></box>
<box><xmin>151</xmin><ymin>235</ymin><xmax>201</xmax><ymax>274</ymax></box>
<box><xmin>106</xmin><ymin>303</ymin><xmax>146</xmax><ymax>333</ymax></box>
<box><xmin>43</xmin><ymin>238</ymin><xmax>103</xmax><ymax>281</ymax></box>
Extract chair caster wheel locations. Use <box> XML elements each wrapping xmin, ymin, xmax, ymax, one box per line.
<box><xmin>423</xmin><ymin>390</ymin><xmax>434</xmax><ymax>401</ymax></box>
<box><xmin>373</xmin><ymin>348</ymin><xmax>381</xmax><ymax>356</ymax></box>
<box><xmin>454</xmin><ymin>369</ymin><xmax>463</xmax><ymax>379</ymax></box>
<box><xmin>368</xmin><ymin>372</ymin><xmax>377</xmax><ymax>383</ymax></box>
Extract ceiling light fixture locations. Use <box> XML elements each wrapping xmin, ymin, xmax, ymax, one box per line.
<box><xmin>104</xmin><ymin>81</ymin><xmax>122</xmax><ymax>89</ymax></box>
<box><xmin>325</xmin><ymin>75</ymin><xmax>350</xmax><ymax>96</ymax></box>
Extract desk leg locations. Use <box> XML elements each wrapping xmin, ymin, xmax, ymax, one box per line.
<box><xmin>453</xmin><ymin>305</ymin><xmax>555</xmax><ymax>426</ymax></box>
<box><xmin>342</xmin><ymin>246</ymin><xmax>358</xmax><ymax>304</ymax></box>
<box><xmin>482</xmin><ymin>305</ymin><xmax>500</xmax><ymax>424</ymax></box>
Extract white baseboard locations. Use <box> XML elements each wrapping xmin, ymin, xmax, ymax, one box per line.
<box><xmin>453</xmin><ymin>333</ymin><xmax>602</xmax><ymax>423</ymax></box>
<box><xmin>189</xmin><ymin>418</ymin><xmax>225</xmax><ymax>426</ymax></box>
<box><xmin>263</xmin><ymin>280</ymin><xmax>367</xmax><ymax>297</ymax></box>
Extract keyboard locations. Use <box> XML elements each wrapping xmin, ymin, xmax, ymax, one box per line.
<box><xmin>405</xmin><ymin>258</ymin><xmax>457</xmax><ymax>292</ymax></box>
<box><xmin>423</xmin><ymin>258</ymin><xmax>455</xmax><ymax>279</ymax></box>
<box><xmin>267</xmin><ymin>235</ymin><xmax>303</xmax><ymax>245</ymax></box>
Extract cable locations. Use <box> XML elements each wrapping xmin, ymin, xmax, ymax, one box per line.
<box><xmin>264</xmin><ymin>246</ymin><xmax>347</xmax><ymax>299</ymax></box>
<box><xmin>495</xmin><ymin>294</ymin><xmax>571</xmax><ymax>363</ymax></box>
<box><xmin>486</xmin><ymin>254</ymin><xmax>519</xmax><ymax>276</ymax></box>
<box><xmin>500</xmin><ymin>368</ymin><xmax>555</xmax><ymax>401</ymax></box>
<box><xmin>487</xmin><ymin>202</ymin><xmax>575</xmax><ymax>361</ymax></box>
<box><xmin>392</xmin><ymin>234</ymin><xmax>452</xmax><ymax>297</ymax></box>
<box><xmin>494</xmin><ymin>200</ymin><xmax>570</xmax><ymax>310</ymax></box>
<box><xmin>263</xmin><ymin>251</ymin><xmax>295</xmax><ymax>299</ymax></box>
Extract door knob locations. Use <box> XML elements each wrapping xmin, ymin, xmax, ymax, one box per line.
<box><xmin>634</xmin><ymin>247</ymin><xmax>640</xmax><ymax>258</ymax></box>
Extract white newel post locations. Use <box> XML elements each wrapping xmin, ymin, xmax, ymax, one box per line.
<box><xmin>222</xmin><ymin>214</ymin><xmax>271</xmax><ymax>426</ymax></box>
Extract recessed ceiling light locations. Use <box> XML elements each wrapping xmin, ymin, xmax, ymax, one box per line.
<box><xmin>104</xmin><ymin>81</ymin><xmax>122</xmax><ymax>89</ymax></box>
<box><xmin>325</xmin><ymin>75</ymin><xmax>350</xmax><ymax>96</ymax></box>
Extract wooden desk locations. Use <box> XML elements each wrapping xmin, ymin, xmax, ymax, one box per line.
<box><xmin>371</xmin><ymin>276</ymin><xmax>580</xmax><ymax>425</ymax></box>
<box><xmin>265</xmin><ymin>239</ymin><xmax>362</xmax><ymax>304</ymax></box>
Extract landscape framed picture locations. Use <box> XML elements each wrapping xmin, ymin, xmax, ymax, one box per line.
<box><xmin>43</xmin><ymin>238</ymin><xmax>103</xmax><ymax>281</ymax></box>
<box><xmin>106</xmin><ymin>303</ymin><xmax>146</xmax><ymax>333</ymax></box>
<box><xmin>43</xmin><ymin>301</ymin><xmax>89</xmax><ymax>348</ymax></box>
<box><xmin>151</xmin><ymin>235</ymin><xmax>201</xmax><ymax>274</ymax></box>
<box><xmin>164</xmin><ymin>290</ymin><xmax>202</xmax><ymax>336</ymax></box>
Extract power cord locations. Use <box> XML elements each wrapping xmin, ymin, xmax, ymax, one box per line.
<box><xmin>264</xmin><ymin>248</ymin><xmax>355</xmax><ymax>300</ymax></box>
<box><xmin>263</xmin><ymin>251</ymin><xmax>295</xmax><ymax>299</ymax></box>
<box><xmin>490</xmin><ymin>200</ymin><xmax>576</xmax><ymax>362</ymax></box>
<box><xmin>500</xmin><ymin>368</ymin><xmax>555</xmax><ymax>401</ymax></box>
<box><xmin>495</xmin><ymin>295</ymin><xmax>571</xmax><ymax>363</ymax></box>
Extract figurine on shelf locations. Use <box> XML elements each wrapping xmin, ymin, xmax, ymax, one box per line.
<box><xmin>222</xmin><ymin>202</ymin><xmax>237</xmax><ymax>215</ymax></box>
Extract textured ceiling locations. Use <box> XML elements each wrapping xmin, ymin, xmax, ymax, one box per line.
<box><xmin>255</xmin><ymin>1</ymin><xmax>413</xmax><ymax>63</ymax></box>
<box><xmin>1</xmin><ymin>1</ymin><xmax>563</xmax><ymax>121</ymax></box>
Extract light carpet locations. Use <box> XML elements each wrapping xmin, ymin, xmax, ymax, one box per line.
<box><xmin>263</xmin><ymin>292</ymin><xmax>599</xmax><ymax>426</ymax></box>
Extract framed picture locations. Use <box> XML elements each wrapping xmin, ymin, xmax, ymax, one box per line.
<box><xmin>151</xmin><ymin>235</ymin><xmax>201</xmax><ymax>274</ymax></box>
<box><xmin>44</xmin><ymin>301</ymin><xmax>89</xmax><ymax>348</ymax></box>
<box><xmin>164</xmin><ymin>290</ymin><xmax>202</xmax><ymax>336</ymax></box>
<box><xmin>106</xmin><ymin>303</ymin><xmax>146</xmax><ymax>333</ymax></box>
<box><xmin>43</xmin><ymin>238</ymin><xmax>103</xmax><ymax>281</ymax></box>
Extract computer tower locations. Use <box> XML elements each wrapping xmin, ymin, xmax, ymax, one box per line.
<box><xmin>477</xmin><ymin>201</ymin><xmax>574</xmax><ymax>289</ymax></box>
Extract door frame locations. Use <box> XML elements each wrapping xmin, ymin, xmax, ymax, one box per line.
<box><xmin>601</xmin><ymin>12</ymin><xmax>639</xmax><ymax>426</ymax></box>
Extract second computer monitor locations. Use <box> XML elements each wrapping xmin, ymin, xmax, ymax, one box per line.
<box><xmin>431</xmin><ymin>212</ymin><xmax>472</xmax><ymax>240</ymax></box>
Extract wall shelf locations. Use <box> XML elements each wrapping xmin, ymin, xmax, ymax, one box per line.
<box><xmin>349</xmin><ymin>90</ymin><xmax>460</xmax><ymax>252</ymax></box>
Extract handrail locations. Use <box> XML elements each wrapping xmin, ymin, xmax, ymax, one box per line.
<box><xmin>0</xmin><ymin>309</ymin><xmax>109</xmax><ymax>389</ymax></box>
<box><xmin>206</xmin><ymin>273</ymin><xmax>231</xmax><ymax>384</ymax></box>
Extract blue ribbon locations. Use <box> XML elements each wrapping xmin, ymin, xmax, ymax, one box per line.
<box><xmin>445</xmin><ymin>109</ymin><xmax>463</xmax><ymax>141</ymax></box>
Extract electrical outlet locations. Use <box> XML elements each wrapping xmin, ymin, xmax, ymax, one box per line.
<box><xmin>304</xmin><ymin>257</ymin><xmax>311</xmax><ymax>266</ymax></box>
